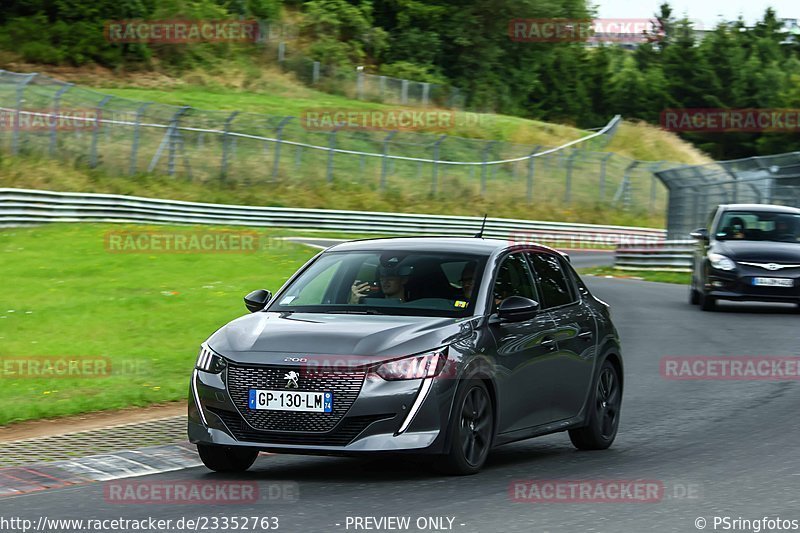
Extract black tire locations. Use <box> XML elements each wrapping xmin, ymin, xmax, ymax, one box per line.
<box><xmin>699</xmin><ymin>290</ymin><xmax>716</xmax><ymax>311</ymax></box>
<box><xmin>437</xmin><ymin>379</ymin><xmax>494</xmax><ymax>475</ymax></box>
<box><xmin>569</xmin><ymin>360</ymin><xmax>621</xmax><ymax>451</ymax></box>
<box><xmin>689</xmin><ymin>280</ymin><xmax>700</xmax><ymax>305</ymax></box>
<box><xmin>197</xmin><ymin>444</ymin><xmax>259</xmax><ymax>472</ymax></box>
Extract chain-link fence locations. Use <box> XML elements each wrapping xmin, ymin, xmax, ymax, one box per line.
<box><xmin>269</xmin><ymin>41</ymin><xmax>463</xmax><ymax>108</ymax></box>
<box><xmin>656</xmin><ymin>153</ymin><xmax>800</xmax><ymax>239</ymax></box>
<box><xmin>0</xmin><ymin>69</ymin><xmax>674</xmax><ymax>216</ymax></box>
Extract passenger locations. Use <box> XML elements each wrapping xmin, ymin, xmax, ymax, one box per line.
<box><xmin>459</xmin><ymin>262</ymin><xmax>476</xmax><ymax>300</ymax></box>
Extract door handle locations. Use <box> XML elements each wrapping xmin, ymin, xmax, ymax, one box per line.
<box><xmin>578</xmin><ymin>330</ymin><xmax>593</xmax><ymax>340</ymax></box>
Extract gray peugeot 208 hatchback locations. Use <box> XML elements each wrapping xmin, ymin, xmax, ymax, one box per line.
<box><xmin>189</xmin><ymin>237</ymin><xmax>623</xmax><ymax>475</ymax></box>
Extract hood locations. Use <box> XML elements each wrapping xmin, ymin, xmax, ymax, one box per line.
<box><xmin>206</xmin><ymin>311</ymin><xmax>473</xmax><ymax>366</ymax></box>
<box><xmin>716</xmin><ymin>240</ymin><xmax>800</xmax><ymax>263</ymax></box>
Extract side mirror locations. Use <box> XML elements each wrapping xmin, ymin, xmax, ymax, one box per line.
<box><xmin>497</xmin><ymin>296</ymin><xmax>541</xmax><ymax>322</ymax></box>
<box><xmin>689</xmin><ymin>228</ymin><xmax>709</xmax><ymax>241</ymax></box>
<box><xmin>244</xmin><ymin>289</ymin><xmax>272</xmax><ymax>313</ymax></box>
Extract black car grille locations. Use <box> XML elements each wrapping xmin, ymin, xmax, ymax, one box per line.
<box><xmin>210</xmin><ymin>408</ymin><xmax>392</xmax><ymax>446</ymax></box>
<box><xmin>225</xmin><ymin>363</ymin><xmax>366</xmax><ymax>432</ymax></box>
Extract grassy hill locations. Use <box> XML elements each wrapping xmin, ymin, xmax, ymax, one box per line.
<box><xmin>0</xmin><ymin>64</ymin><xmax>712</xmax><ymax>228</ymax></box>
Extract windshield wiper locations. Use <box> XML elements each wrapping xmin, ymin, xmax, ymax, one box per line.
<box><xmin>324</xmin><ymin>308</ymin><xmax>384</xmax><ymax>315</ymax></box>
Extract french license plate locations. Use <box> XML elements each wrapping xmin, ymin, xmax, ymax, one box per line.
<box><xmin>752</xmin><ymin>277</ymin><xmax>794</xmax><ymax>288</ymax></box>
<box><xmin>248</xmin><ymin>389</ymin><xmax>333</xmax><ymax>413</ymax></box>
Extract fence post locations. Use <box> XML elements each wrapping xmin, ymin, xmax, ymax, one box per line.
<box><xmin>49</xmin><ymin>83</ymin><xmax>73</xmax><ymax>156</ymax></box>
<box><xmin>481</xmin><ymin>141</ymin><xmax>496</xmax><ymax>195</ymax></box>
<box><xmin>167</xmin><ymin>106</ymin><xmax>190</xmax><ymax>176</ymax></box>
<box><xmin>599</xmin><ymin>152</ymin><xmax>613</xmax><ymax>201</ymax></box>
<box><xmin>271</xmin><ymin>116</ymin><xmax>294</xmax><ymax>180</ymax></box>
<box><xmin>379</xmin><ymin>76</ymin><xmax>386</xmax><ymax>101</ymax></box>
<box><xmin>649</xmin><ymin>162</ymin><xmax>663</xmax><ymax>210</ymax></box>
<box><xmin>312</xmin><ymin>62</ymin><xmax>320</xmax><ymax>84</ymax></box>
<box><xmin>129</xmin><ymin>102</ymin><xmax>151</xmax><ymax>176</ymax></box>
<box><xmin>89</xmin><ymin>95</ymin><xmax>112</xmax><ymax>169</ymax></box>
<box><xmin>422</xmin><ymin>83</ymin><xmax>430</xmax><ymax>107</ymax></box>
<box><xmin>220</xmin><ymin>111</ymin><xmax>240</xmax><ymax>181</ymax></box>
<box><xmin>565</xmin><ymin>150</ymin><xmax>579</xmax><ymax>204</ymax></box>
<box><xmin>613</xmin><ymin>161</ymin><xmax>639</xmax><ymax>209</ymax></box>
<box><xmin>326</xmin><ymin>126</ymin><xmax>340</xmax><ymax>183</ymax></box>
<box><xmin>12</xmin><ymin>73</ymin><xmax>37</xmax><ymax>155</ymax></box>
<box><xmin>357</xmin><ymin>70</ymin><xmax>364</xmax><ymax>100</ymax></box>
<box><xmin>526</xmin><ymin>146</ymin><xmax>541</xmax><ymax>203</ymax></box>
<box><xmin>380</xmin><ymin>130</ymin><xmax>397</xmax><ymax>190</ymax></box>
<box><xmin>431</xmin><ymin>135</ymin><xmax>446</xmax><ymax>195</ymax></box>
<box><xmin>278</xmin><ymin>42</ymin><xmax>286</xmax><ymax>62</ymax></box>
<box><xmin>401</xmin><ymin>80</ymin><xmax>409</xmax><ymax>105</ymax></box>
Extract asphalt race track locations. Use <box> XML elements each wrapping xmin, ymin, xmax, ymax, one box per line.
<box><xmin>2</xmin><ymin>276</ymin><xmax>800</xmax><ymax>532</ymax></box>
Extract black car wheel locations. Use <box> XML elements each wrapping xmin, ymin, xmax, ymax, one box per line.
<box><xmin>699</xmin><ymin>289</ymin><xmax>716</xmax><ymax>311</ymax></box>
<box><xmin>569</xmin><ymin>360</ymin><xmax>621</xmax><ymax>450</ymax></box>
<box><xmin>689</xmin><ymin>278</ymin><xmax>700</xmax><ymax>305</ymax></box>
<box><xmin>197</xmin><ymin>444</ymin><xmax>259</xmax><ymax>472</ymax></box>
<box><xmin>438</xmin><ymin>379</ymin><xmax>494</xmax><ymax>475</ymax></box>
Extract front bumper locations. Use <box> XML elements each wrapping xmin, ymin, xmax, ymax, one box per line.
<box><xmin>706</xmin><ymin>266</ymin><xmax>800</xmax><ymax>303</ymax></box>
<box><xmin>188</xmin><ymin>365</ymin><xmax>456</xmax><ymax>455</ymax></box>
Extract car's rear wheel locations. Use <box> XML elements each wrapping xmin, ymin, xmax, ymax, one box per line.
<box><xmin>569</xmin><ymin>360</ymin><xmax>621</xmax><ymax>450</ymax></box>
<box><xmin>197</xmin><ymin>444</ymin><xmax>259</xmax><ymax>472</ymax></box>
<box><xmin>437</xmin><ymin>379</ymin><xmax>493</xmax><ymax>475</ymax></box>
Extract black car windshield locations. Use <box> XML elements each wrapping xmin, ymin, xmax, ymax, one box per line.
<box><xmin>716</xmin><ymin>211</ymin><xmax>800</xmax><ymax>243</ymax></box>
<box><xmin>267</xmin><ymin>250</ymin><xmax>488</xmax><ymax>317</ymax></box>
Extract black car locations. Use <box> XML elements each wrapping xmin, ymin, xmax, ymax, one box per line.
<box><xmin>189</xmin><ymin>237</ymin><xmax>623</xmax><ymax>475</ymax></box>
<box><xmin>690</xmin><ymin>204</ymin><xmax>800</xmax><ymax>311</ymax></box>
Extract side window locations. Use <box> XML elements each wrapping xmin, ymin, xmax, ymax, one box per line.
<box><xmin>527</xmin><ymin>253</ymin><xmax>575</xmax><ymax>309</ymax></box>
<box><xmin>492</xmin><ymin>254</ymin><xmax>536</xmax><ymax>309</ymax></box>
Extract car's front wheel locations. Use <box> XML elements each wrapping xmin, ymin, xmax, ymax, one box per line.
<box><xmin>699</xmin><ymin>290</ymin><xmax>716</xmax><ymax>311</ymax></box>
<box><xmin>197</xmin><ymin>444</ymin><xmax>259</xmax><ymax>472</ymax></box>
<box><xmin>569</xmin><ymin>359</ymin><xmax>621</xmax><ymax>450</ymax></box>
<box><xmin>437</xmin><ymin>379</ymin><xmax>494</xmax><ymax>475</ymax></box>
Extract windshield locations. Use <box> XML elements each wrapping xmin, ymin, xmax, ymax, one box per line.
<box><xmin>267</xmin><ymin>250</ymin><xmax>488</xmax><ymax>317</ymax></box>
<box><xmin>715</xmin><ymin>211</ymin><xmax>800</xmax><ymax>243</ymax></box>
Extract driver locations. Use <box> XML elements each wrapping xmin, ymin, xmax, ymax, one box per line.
<box><xmin>728</xmin><ymin>217</ymin><xmax>746</xmax><ymax>239</ymax></box>
<box><xmin>349</xmin><ymin>264</ymin><xmax>412</xmax><ymax>303</ymax></box>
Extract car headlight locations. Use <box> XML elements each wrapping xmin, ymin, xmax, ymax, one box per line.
<box><xmin>708</xmin><ymin>253</ymin><xmax>736</xmax><ymax>271</ymax></box>
<box><xmin>375</xmin><ymin>350</ymin><xmax>447</xmax><ymax>381</ymax></box>
<box><xmin>196</xmin><ymin>344</ymin><xmax>226</xmax><ymax>373</ymax></box>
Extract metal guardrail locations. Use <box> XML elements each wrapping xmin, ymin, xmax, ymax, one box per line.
<box><xmin>0</xmin><ymin>188</ymin><xmax>666</xmax><ymax>244</ymax></box>
<box><xmin>615</xmin><ymin>240</ymin><xmax>695</xmax><ymax>271</ymax></box>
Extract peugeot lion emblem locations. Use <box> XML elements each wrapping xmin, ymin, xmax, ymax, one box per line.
<box><xmin>284</xmin><ymin>370</ymin><xmax>299</xmax><ymax>389</ymax></box>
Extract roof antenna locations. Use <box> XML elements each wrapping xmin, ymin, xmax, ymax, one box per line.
<box><xmin>474</xmin><ymin>214</ymin><xmax>488</xmax><ymax>238</ymax></box>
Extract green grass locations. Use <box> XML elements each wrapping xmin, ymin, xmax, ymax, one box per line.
<box><xmin>0</xmin><ymin>223</ymin><xmax>319</xmax><ymax>425</ymax></box>
<box><xmin>579</xmin><ymin>266</ymin><xmax>691</xmax><ymax>284</ymax></box>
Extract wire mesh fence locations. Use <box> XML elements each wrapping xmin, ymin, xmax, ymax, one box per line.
<box><xmin>270</xmin><ymin>40</ymin><xmax>463</xmax><ymax>108</ymax></box>
<box><xmin>0</xmin><ymin>69</ymin><xmax>673</xmax><ymax>217</ymax></box>
<box><xmin>656</xmin><ymin>153</ymin><xmax>800</xmax><ymax>239</ymax></box>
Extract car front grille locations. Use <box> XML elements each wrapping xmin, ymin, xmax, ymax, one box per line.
<box><xmin>225</xmin><ymin>363</ymin><xmax>366</xmax><ymax>432</ymax></box>
<box><xmin>209</xmin><ymin>408</ymin><xmax>393</xmax><ymax>446</ymax></box>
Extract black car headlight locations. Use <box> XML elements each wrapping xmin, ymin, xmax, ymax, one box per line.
<box><xmin>196</xmin><ymin>344</ymin><xmax>227</xmax><ymax>373</ymax></box>
<box><xmin>708</xmin><ymin>253</ymin><xmax>736</xmax><ymax>271</ymax></box>
<box><xmin>375</xmin><ymin>349</ymin><xmax>447</xmax><ymax>381</ymax></box>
